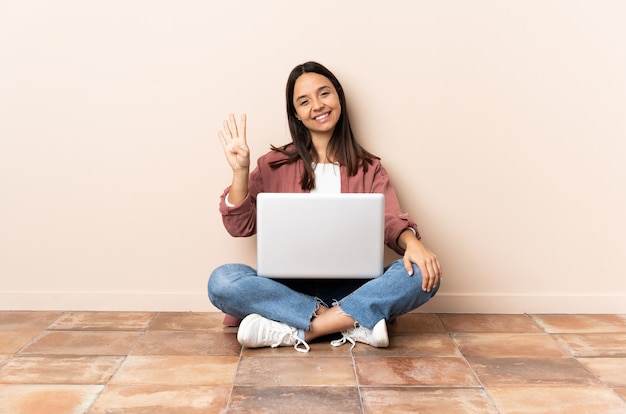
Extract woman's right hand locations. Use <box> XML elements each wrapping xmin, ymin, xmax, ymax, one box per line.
<box><xmin>218</xmin><ymin>113</ymin><xmax>250</xmax><ymax>172</ymax></box>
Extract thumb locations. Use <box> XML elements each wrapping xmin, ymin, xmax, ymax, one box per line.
<box><xmin>403</xmin><ymin>256</ymin><xmax>414</xmax><ymax>276</ymax></box>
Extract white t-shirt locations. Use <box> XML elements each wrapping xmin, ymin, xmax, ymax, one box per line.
<box><xmin>310</xmin><ymin>162</ymin><xmax>341</xmax><ymax>194</ymax></box>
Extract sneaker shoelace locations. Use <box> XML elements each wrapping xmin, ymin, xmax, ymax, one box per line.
<box><xmin>330</xmin><ymin>324</ymin><xmax>370</xmax><ymax>350</ymax></box>
<box><xmin>268</xmin><ymin>325</ymin><xmax>311</xmax><ymax>353</ymax></box>
<box><xmin>330</xmin><ymin>333</ymin><xmax>357</xmax><ymax>350</ymax></box>
<box><xmin>293</xmin><ymin>336</ymin><xmax>311</xmax><ymax>353</ymax></box>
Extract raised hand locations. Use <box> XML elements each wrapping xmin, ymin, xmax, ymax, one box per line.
<box><xmin>218</xmin><ymin>113</ymin><xmax>250</xmax><ymax>172</ymax></box>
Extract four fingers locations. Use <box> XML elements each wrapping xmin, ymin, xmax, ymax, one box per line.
<box><xmin>218</xmin><ymin>114</ymin><xmax>237</xmax><ymax>140</ymax></box>
<box><xmin>221</xmin><ymin>113</ymin><xmax>246</xmax><ymax>140</ymax></box>
<box><xmin>218</xmin><ymin>113</ymin><xmax>247</xmax><ymax>151</ymax></box>
<box><xmin>400</xmin><ymin>237</ymin><xmax>442</xmax><ymax>293</ymax></box>
<box><xmin>405</xmin><ymin>256</ymin><xmax>442</xmax><ymax>292</ymax></box>
<box><xmin>422</xmin><ymin>262</ymin><xmax>442</xmax><ymax>292</ymax></box>
<box><xmin>218</xmin><ymin>113</ymin><xmax>250</xmax><ymax>172</ymax></box>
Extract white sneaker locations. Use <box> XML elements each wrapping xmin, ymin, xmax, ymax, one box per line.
<box><xmin>330</xmin><ymin>319</ymin><xmax>389</xmax><ymax>349</ymax></box>
<box><xmin>237</xmin><ymin>314</ymin><xmax>310</xmax><ymax>353</ymax></box>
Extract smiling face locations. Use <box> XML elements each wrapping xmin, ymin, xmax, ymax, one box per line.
<box><xmin>292</xmin><ymin>72</ymin><xmax>342</xmax><ymax>141</ymax></box>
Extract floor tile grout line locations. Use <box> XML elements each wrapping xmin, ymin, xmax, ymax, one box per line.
<box><xmin>10</xmin><ymin>311</ymin><xmax>68</xmax><ymax>357</ymax></box>
<box><xmin>143</xmin><ymin>311</ymin><xmax>161</xmax><ymax>332</ymax></box>
<box><xmin>528</xmin><ymin>312</ymin><xmax>626</xmax><ymax>398</ymax></box>
<box><xmin>547</xmin><ymin>331</ymin><xmax>582</xmax><ymax>360</ymax></box>
<box><xmin>0</xmin><ymin>311</ymin><xmax>154</xmax><ymax>413</ymax></box>
<box><xmin>570</xmin><ymin>351</ymin><xmax>625</xmax><ymax>397</ymax></box>
<box><xmin>224</xmin><ymin>343</ymin><xmax>245</xmax><ymax>413</ymax></box>
<box><xmin>607</xmin><ymin>385</ymin><xmax>626</xmax><ymax>406</ymax></box>
<box><xmin>439</xmin><ymin>313</ymin><xmax>626</xmax><ymax>412</ymax></box>
<box><xmin>436</xmin><ymin>312</ymin><xmax>504</xmax><ymax>414</ymax></box>
<box><xmin>525</xmin><ymin>313</ymin><xmax>547</xmax><ymax>333</ymax></box>
<box><xmin>84</xmin><ymin>311</ymin><xmax>160</xmax><ymax>413</ymax></box>
<box><xmin>350</xmin><ymin>347</ymin><xmax>366</xmax><ymax>414</ymax></box>
<box><xmin>529</xmin><ymin>314</ymin><xmax>626</xmax><ymax>335</ymax></box>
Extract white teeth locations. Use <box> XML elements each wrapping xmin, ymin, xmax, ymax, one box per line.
<box><xmin>315</xmin><ymin>113</ymin><xmax>329</xmax><ymax>121</ymax></box>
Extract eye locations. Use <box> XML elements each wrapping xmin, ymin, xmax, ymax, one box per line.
<box><xmin>320</xmin><ymin>91</ymin><xmax>330</xmax><ymax>97</ymax></box>
<box><xmin>299</xmin><ymin>100</ymin><xmax>309</xmax><ymax>106</ymax></box>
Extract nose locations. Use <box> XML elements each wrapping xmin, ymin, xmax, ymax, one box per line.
<box><xmin>311</xmin><ymin>98</ymin><xmax>324</xmax><ymax>111</ymax></box>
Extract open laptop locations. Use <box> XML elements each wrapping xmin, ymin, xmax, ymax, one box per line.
<box><xmin>256</xmin><ymin>193</ymin><xmax>385</xmax><ymax>278</ymax></box>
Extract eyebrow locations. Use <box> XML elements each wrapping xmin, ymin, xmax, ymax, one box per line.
<box><xmin>295</xmin><ymin>85</ymin><xmax>332</xmax><ymax>102</ymax></box>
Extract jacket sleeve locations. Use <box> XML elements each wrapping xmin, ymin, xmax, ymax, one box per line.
<box><xmin>218</xmin><ymin>162</ymin><xmax>264</xmax><ymax>237</ymax></box>
<box><xmin>370</xmin><ymin>163</ymin><xmax>421</xmax><ymax>255</ymax></box>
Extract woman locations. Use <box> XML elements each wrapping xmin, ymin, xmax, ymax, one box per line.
<box><xmin>209</xmin><ymin>61</ymin><xmax>441</xmax><ymax>353</ymax></box>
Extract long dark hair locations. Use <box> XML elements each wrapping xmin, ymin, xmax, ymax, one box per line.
<box><xmin>269</xmin><ymin>61</ymin><xmax>378</xmax><ymax>190</ymax></box>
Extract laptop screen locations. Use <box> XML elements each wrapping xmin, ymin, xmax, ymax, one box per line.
<box><xmin>256</xmin><ymin>193</ymin><xmax>385</xmax><ymax>278</ymax></box>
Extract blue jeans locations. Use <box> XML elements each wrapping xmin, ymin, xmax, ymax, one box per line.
<box><xmin>208</xmin><ymin>259</ymin><xmax>439</xmax><ymax>330</ymax></box>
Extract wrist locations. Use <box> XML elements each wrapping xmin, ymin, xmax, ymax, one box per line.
<box><xmin>398</xmin><ymin>228</ymin><xmax>419</xmax><ymax>251</ymax></box>
<box><xmin>232</xmin><ymin>167</ymin><xmax>249</xmax><ymax>176</ymax></box>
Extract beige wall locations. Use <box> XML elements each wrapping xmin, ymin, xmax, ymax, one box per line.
<box><xmin>1</xmin><ymin>1</ymin><xmax>625</xmax><ymax>312</ymax></box>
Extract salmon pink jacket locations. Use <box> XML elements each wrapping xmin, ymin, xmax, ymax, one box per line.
<box><xmin>218</xmin><ymin>145</ymin><xmax>420</xmax><ymax>256</ymax></box>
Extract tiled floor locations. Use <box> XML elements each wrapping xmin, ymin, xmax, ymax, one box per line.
<box><xmin>1</xmin><ymin>312</ymin><xmax>626</xmax><ymax>413</ymax></box>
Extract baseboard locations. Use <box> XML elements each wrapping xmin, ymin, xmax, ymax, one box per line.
<box><xmin>1</xmin><ymin>291</ymin><xmax>625</xmax><ymax>313</ymax></box>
